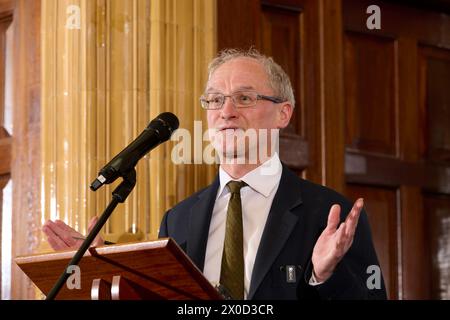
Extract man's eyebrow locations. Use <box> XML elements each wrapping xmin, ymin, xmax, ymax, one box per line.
<box><xmin>235</xmin><ymin>85</ymin><xmax>255</xmax><ymax>91</ymax></box>
<box><xmin>205</xmin><ymin>85</ymin><xmax>256</xmax><ymax>92</ymax></box>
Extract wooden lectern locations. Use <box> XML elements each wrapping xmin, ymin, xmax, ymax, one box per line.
<box><xmin>15</xmin><ymin>238</ymin><xmax>223</xmax><ymax>300</ymax></box>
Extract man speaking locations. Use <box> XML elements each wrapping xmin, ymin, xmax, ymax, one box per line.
<box><xmin>44</xmin><ymin>48</ymin><xmax>387</xmax><ymax>300</ymax></box>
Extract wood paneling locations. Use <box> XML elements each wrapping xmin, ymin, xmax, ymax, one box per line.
<box><xmin>215</xmin><ymin>0</ymin><xmax>450</xmax><ymax>300</ymax></box>
<box><xmin>0</xmin><ymin>13</ymin><xmax>11</xmax><ymax>175</ymax></box>
<box><xmin>399</xmin><ymin>186</ymin><xmax>430</xmax><ymax>299</ymax></box>
<box><xmin>342</xmin><ymin>0</ymin><xmax>450</xmax><ymax>300</ymax></box>
<box><xmin>278</xmin><ymin>134</ymin><xmax>308</xmax><ymax>170</ymax></box>
<box><xmin>0</xmin><ymin>137</ymin><xmax>11</xmax><ymax>176</ymax></box>
<box><xmin>9</xmin><ymin>0</ymin><xmax>41</xmax><ymax>299</ymax></box>
<box><xmin>343</xmin><ymin>0</ymin><xmax>450</xmax><ymax>45</ymax></box>
<box><xmin>424</xmin><ymin>194</ymin><xmax>450</xmax><ymax>299</ymax></box>
<box><xmin>344</xmin><ymin>33</ymin><xmax>397</xmax><ymax>156</ymax></box>
<box><xmin>419</xmin><ymin>46</ymin><xmax>450</xmax><ymax>163</ymax></box>
<box><xmin>398</xmin><ymin>37</ymin><xmax>420</xmax><ymax>163</ymax></box>
<box><xmin>347</xmin><ymin>184</ymin><xmax>398</xmax><ymax>299</ymax></box>
<box><xmin>0</xmin><ymin>0</ymin><xmax>13</xmax><ymax>18</ymax></box>
<box><xmin>0</xmin><ymin>14</ymin><xmax>11</xmax><ymax>140</ymax></box>
<box><xmin>217</xmin><ymin>0</ymin><xmax>346</xmax><ymax>192</ymax></box>
<box><xmin>345</xmin><ymin>151</ymin><xmax>450</xmax><ymax>194</ymax></box>
<box><xmin>261</xmin><ymin>4</ymin><xmax>302</xmax><ymax>133</ymax></box>
<box><xmin>217</xmin><ymin>0</ymin><xmax>261</xmax><ymax>51</ymax></box>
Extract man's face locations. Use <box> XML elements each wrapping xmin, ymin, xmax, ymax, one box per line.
<box><xmin>206</xmin><ymin>57</ymin><xmax>292</xmax><ymax>162</ymax></box>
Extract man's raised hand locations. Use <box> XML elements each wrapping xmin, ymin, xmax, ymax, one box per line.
<box><xmin>311</xmin><ymin>198</ymin><xmax>364</xmax><ymax>283</ymax></box>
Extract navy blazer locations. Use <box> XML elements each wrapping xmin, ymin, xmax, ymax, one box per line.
<box><xmin>158</xmin><ymin>164</ymin><xmax>387</xmax><ymax>300</ymax></box>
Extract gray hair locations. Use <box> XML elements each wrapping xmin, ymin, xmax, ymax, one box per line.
<box><xmin>207</xmin><ymin>48</ymin><xmax>295</xmax><ymax>107</ymax></box>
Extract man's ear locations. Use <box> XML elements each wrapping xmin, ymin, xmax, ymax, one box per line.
<box><xmin>278</xmin><ymin>102</ymin><xmax>294</xmax><ymax>128</ymax></box>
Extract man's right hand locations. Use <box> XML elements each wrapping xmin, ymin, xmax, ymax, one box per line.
<box><xmin>42</xmin><ymin>216</ymin><xmax>104</xmax><ymax>251</ymax></box>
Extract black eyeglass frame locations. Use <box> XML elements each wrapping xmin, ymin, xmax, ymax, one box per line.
<box><xmin>199</xmin><ymin>91</ymin><xmax>286</xmax><ymax>110</ymax></box>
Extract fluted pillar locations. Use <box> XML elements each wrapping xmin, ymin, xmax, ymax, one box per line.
<box><xmin>40</xmin><ymin>0</ymin><xmax>217</xmax><ymax>251</ymax></box>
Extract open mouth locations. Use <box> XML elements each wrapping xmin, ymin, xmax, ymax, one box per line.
<box><xmin>219</xmin><ymin>128</ymin><xmax>243</xmax><ymax>137</ymax></box>
<box><xmin>218</xmin><ymin>127</ymin><xmax>241</xmax><ymax>132</ymax></box>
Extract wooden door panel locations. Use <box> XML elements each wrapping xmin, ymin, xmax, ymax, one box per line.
<box><xmin>419</xmin><ymin>46</ymin><xmax>450</xmax><ymax>163</ymax></box>
<box><xmin>218</xmin><ymin>0</ymin><xmax>450</xmax><ymax>299</ymax></box>
<box><xmin>343</xmin><ymin>0</ymin><xmax>450</xmax><ymax>300</ymax></box>
<box><xmin>347</xmin><ymin>184</ymin><xmax>398</xmax><ymax>299</ymax></box>
<box><xmin>217</xmin><ymin>0</ymin><xmax>261</xmax><ymax>51</ymax></box>
<box><xmin>261</xmin><ymin>4</ymin><xmax>302</xmax><ymax>134</ymax></box>
<box><xmin>344</xmin><ymin>32</ymin><xmax>397</xmax><ymax>156</ymax></box>
<box><xmin>218</xmin><ymin>0</ymin><xmax>310</xmax><ymax>172</ymax></box>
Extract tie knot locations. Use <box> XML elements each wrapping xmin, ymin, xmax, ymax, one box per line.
<box><xmin>227</xmin><ymin>180</ymin><xmax>246</xmax><ymax>194</ymax></box>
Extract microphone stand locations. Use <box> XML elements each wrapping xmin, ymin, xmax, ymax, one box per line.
<box><xmin>45</xmin><ymin>169</ymin><xmax>136</xmax><ymax>300</ymax></box>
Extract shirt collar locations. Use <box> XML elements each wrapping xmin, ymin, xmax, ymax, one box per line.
<box><xmin>217</xmin><ymin>152</ymin><xmax>282</xmax><ymax>199</ymax></box>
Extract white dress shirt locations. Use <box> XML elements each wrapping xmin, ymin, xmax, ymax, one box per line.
<box><xmin>203</xmin><ymin>153</ymin><xmax>282</xmax><ymax>299</ymax></box>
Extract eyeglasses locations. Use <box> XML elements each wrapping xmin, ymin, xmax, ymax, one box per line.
<box><xmin>200</xmin><ymin>91</ymin><xmax>285</xmax><ymax>110</ymax></box>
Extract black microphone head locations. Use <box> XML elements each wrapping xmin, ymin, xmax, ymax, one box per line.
<box><xmin>158</xmin><ymin>112</ymin><xmax>179</xmax><ymax>130</ymax></box>
<box><xmin>148</xmin><ymin>112</ymin><xmax>179</xmax><ymax>141</ymax></box>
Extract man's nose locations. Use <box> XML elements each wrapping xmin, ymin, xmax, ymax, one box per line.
<box><xmin>220</xmin><ymin>96</ymin><xmax>239</xmax><ymax>119</ymax></box>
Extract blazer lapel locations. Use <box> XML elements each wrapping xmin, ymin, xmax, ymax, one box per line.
<box><xmin>186</xmin><ymin>175</ymin><xmax>220</xmax><ymax>271</ymax></box>
<box><xmin>247</xmin><ymin>165</ymin><xmax>303</xmax><ymax>299</ymax></box>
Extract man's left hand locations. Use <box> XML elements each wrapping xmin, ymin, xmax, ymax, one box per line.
<box><xmin>311</xmin><ymin>198</ymin><xmax>364</xmax><ymax>283</ymax></box>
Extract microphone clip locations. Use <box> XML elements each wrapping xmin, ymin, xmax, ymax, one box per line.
<box><xmin>111</xmin><ymin>169</ymin><xmax>136</xmax><ymax>203</ymax></box>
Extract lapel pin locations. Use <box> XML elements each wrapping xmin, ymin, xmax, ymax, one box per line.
<box><xmin>286</xmin><ymin>265</ymin><xmax>297</xmax><ymax>283</ymax></box>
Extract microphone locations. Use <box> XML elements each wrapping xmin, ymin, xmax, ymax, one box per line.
<box><xmin>90</xmin><ymin>112</ymin><xmax>179</xmax><ymax>191</ymax></box>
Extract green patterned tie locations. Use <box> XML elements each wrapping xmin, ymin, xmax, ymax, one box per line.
<box><xmin>220</xmin><ymin>180</ymin><xmax>246</xmax><ymax>300</ymax></box>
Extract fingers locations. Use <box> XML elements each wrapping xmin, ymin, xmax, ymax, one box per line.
<box><xmin>42</xmin><ymin>219</ymin><xmax>104</xmax><ymax>251</ymax></box>
<box><xmin>54</xmin><ymin>219</ymin><xmax>78</xmax><ymax>236</ymax></box>
<box><xmin>326</xmin><ymin>204</ymin><xmax>341</xmax><ymax>232</ymax></box>
<box><xmin>42</xmin><ymin>221</ymin><xmax>70</xmax><ymax>251</ymax></box>
<box><xmin>43</xmin><ymin>220</ymin><xmax>79</xmax><ymax>249</ymax></box>
<box><xmin>334</xmin><ymin>222</ymin><xmax>347</xmax><ymax>258</ymax></box>
<box><xmin>333</xmin><ymin>198</ymin><xmax>363</xmax><ymax>256</ymax></box>
<box><xmin>52</xmin><ymin>220</ymin><xmax>80</xmax><ymax>247</ymax></box>
<box><xmin>313</xmin><ymin>199</ymin><xmax>364</xmax><ymax>275</ymax></box>
<box><xmin>46</xmin><ymin>234</ymin><xmax>67</xmax><ymax>251</ymax></box>
<box><xmin>344</xmin><ymin>198</ymin><xmax>363</xmax><ymax>238</ymax></box>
